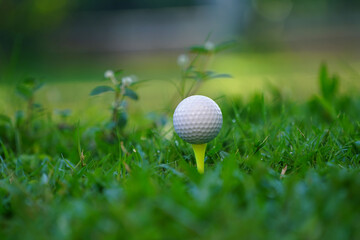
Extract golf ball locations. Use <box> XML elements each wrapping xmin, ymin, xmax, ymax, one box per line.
<box><xmin>173</xmin><ymin>95</ymin><xmax>223</xmax><ymax>144</ymax></box>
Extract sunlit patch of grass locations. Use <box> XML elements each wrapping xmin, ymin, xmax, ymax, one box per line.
<box><xmin>2</xmin><ymin>51</ymin><xmax>360</xmax><ymax>119</ymax></box>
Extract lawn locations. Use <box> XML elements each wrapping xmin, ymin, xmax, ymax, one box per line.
<box><xmin>0</xmin><ymin>49</ymin><xmax>360</xmax><ymax>239</ymax></box>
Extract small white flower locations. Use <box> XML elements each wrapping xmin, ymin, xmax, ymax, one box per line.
<box><xmin>122</xmin><ymin>76</ymin><xmax>133</xmax><ymax>86</ymax></box>
<box><xmin>177</xmin><ymin>54</ymin><xmax>189</xmax><ymax>67</ymax></box>
<box><xmin>105</xmin><ymin>70</ymin><xmax>118</xmax><ymax>84</ymax></box>
<box><xmin>104</xmin><ymin>70</ymin><xmax>114</xmax><ymax>79</ymax></box>
<box><xmin>204</xmin><ymin>41</ymin><xmax>215</xmax><ymax>51</ymax></box>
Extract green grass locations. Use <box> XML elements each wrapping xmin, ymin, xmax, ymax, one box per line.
<box><xmin>1</xmin><ymin>51</ymin><xmax>360</xmax><ymax>118</ymax></box>
<box><xmin>1</xmin><ymin>59</ymin><xmax>360</xmax><ymax>239</ymax></box>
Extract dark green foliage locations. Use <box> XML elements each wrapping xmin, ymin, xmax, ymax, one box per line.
<box><xmin>308</xmin><ymin>63</ymin><xmax>346</xmax><ymax>122</ymax></box>
<box><xmin>176</xmin><ymin>39</ymin><xmax>235</xmax><ymax>98</ymax></box>
<box><xmin>15</xmin><ymin>78</ymin><xmax>44</xmax><ymax>101</ymax></box>
<box><xmin>124</xmin><ymin>88</ymin><xmax>138</xmax><ymax>100</ymax></box>
<box><xmin>90</xmin><ymin>71</ymin><xmax>139</xmax><ymax>132</ymax></box>
<box><xmin>319</xmin><ymin>63</ymin><xmax>339</xmax><ymax>102</ymax></box>
<box><xmin>116</xmin><ymin>111</ymin><xmax>128</xmax><ymax>129</ymax></box>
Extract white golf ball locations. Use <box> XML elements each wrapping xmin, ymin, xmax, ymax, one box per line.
<box><xmin>173</xmin><ymin>95</ymin><xmax>223</xmax><ymax>144</ymax></box>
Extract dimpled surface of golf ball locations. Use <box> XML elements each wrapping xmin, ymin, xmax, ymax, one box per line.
<box><xmin>173</xmin><ymin>95</ymin><xmax>223</xmax><ymax>144</ymax></box>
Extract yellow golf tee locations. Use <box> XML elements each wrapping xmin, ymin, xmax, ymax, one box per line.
<box><xmin>192</xmin><ymin>143</ymin><xmax>207</xmax><ymax>174</ymax></box>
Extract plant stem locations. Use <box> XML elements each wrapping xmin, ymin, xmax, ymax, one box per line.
<box><xmin>27</xmin><ymin>96</ymin><xmax>34</xmax><ymax>124</ymax></box>
<box><xmin>112</xmin><ymin>90</ymin><xmax>120</xmax><ymax>123</ymax></box>
<box><xmin>187</xmin><ymin>53</ymin><xmax>214</xmax><ymax>96</ymax></box>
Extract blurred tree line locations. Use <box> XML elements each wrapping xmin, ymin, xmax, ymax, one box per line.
<box><xmin>0</xmin><ymin>0</ymin><xmax>201</xmax><ymax>56</ymax></box>
<box><xmin>0</xmin><ymin>0</ymin><xmax>359</xmax><ymax>58</ymax></box>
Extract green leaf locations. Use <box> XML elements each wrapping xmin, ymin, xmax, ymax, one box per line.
<box><xmin>129</xmin><ymin>79</ymin><xmax>151</xmax><ymax>87</ymax></box>
<box><xmin>33</xmin><ymin>82</ymin><xmax>44</xmax><ymax>92</ymax></box>
<box><xmin>23</xmin><ymin>78</ymin><xmax>44</xmax><ymax>91</ymax></box>
<box><xmin>214</xmin><ymin>40</ymin><xmax>237</xmax><ymax>53</ymax></box>
<box><xmin>0</xmin><ymin>114</ymin><xmax>11</xmax><ymax>125</ymax></box>
<box><xmin>32</xmin><ymin>103</ymin><xmax>42</xmax><ymax>109</ymax></box>
<box><xmin>185</xmin><ymin>66</ymin><xmax>195</xmax><ymax>73</ymax></box>
<box><xmin>124</xmin><ymin>88</ymin><xmax>138</xmax><ymax>100</ymax></box>
<box><xmin>187</xmin><ymin>71</ymin><xmax>232</xmax><ymax>81</ymax></box>
<box><xmin>316</xmin><ymin>95</ymin><xmax>337</xmax><ymax>120</ymax></box>
<box><xmin>23</xmin><ymin>77</ymin><xmax>36</xmax><ymax>86</ymax></box>
<box><xmin>319</xmin><ymin>63</ymin><xmax>339</xmax><ymax>101</ymax></box>
<box><xmin>115</xmin><ymin>69</ymin><xmax>124</xmax><ymax>77</ymax></box>
<box><xmin>186</xmin><ymin>71</ymin><xmax>206</xmax><ymax>81</ymax></box>
<box><xmin>90</xmin><ymin>86</ymin><xmax>114</xmax><ymax>96</ymax></box>
<box><xmin>15</xmin><ymin>110</ymin><xmax>25</xmax><ymax>126</ymax></box>
<box><xmin>117</xmin><ymin>111</ymin><xmax>127</xmax><ymax>129</ymax></box>
<box><xmin>105</xmin><ymin>121</ymin><xmax>116</xmax><ymax>130</ymax></box>
<box><xmin>16</xmin><ymin>85</ymin><xmax>32</xmax><ymax>100</ymax></box>
<box><xmin>55</xmin><ymin>109</ymin><xmax>72</xmax><ymax>118</ymax></box>
<box><xmin>208</xmin><ymin>73</ymin><xmax>232</xmax><ymax>79</ymax></box>
<box><xmin>319</xmin><ymin>64</ymin><xmax>328</xmax><ymax>97</ymax></box>
<box><xmin>189</xmin><ymin>46</ymin><xmax>209</xmax><ymax>54</ymax></box>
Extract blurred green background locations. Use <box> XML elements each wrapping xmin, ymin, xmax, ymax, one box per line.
<box><xmin>1</xmin><ymin>0</ymin><xmax>360</xmax><ymax>119</ymax></box>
